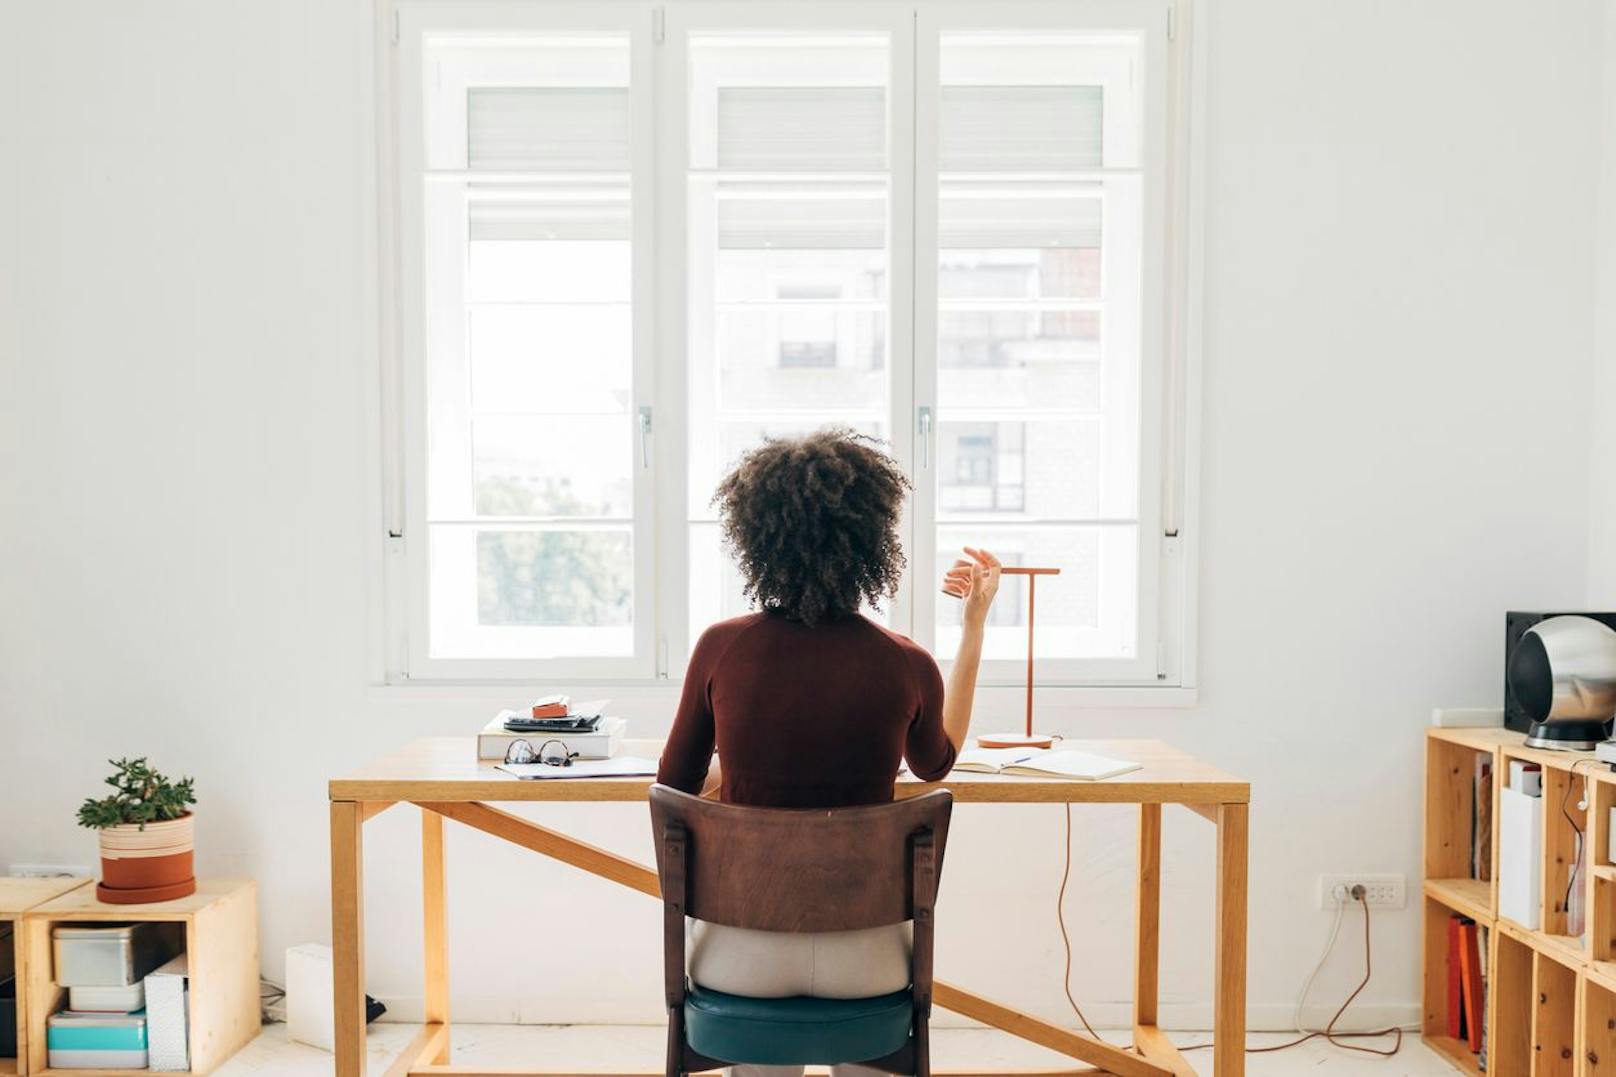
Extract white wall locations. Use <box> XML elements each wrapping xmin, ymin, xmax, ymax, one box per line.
<box><xmin>0</xmin><ymin>0</ymin><xmax>1608</xmax><ymax>1036</ymax></box>
<box><xmin>1591</xmin><ymin>1</ymin><xmax>1616</xmax><ymax>604</ymax></box>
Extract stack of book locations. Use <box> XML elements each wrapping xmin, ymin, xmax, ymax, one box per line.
<box><xmin>478</xmin><ymin>695</ymin><xmax>628</xmax><ymax>761</ymax></box>
<box><xmin>46</xmin><ymin>925</ymin><xmax>189</xmax><ymax>1071</ymax></box>
<box><xmin>1444</xmin><ymin>914</ymin><xmax>1487</xmax><ymax>1065</ymax></box>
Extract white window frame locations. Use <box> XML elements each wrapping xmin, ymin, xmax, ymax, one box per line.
<box><xmin>393</xmin><ymin>0</ymin><xmax>659</xmax><ymax>680</ymax></box>
<box><xmin>375</xmin><ymin>0</ymin><xmax>1204</xmax><ymax>696</ymax></box>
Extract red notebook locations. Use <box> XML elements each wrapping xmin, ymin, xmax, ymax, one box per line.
<box><xmin>1446</xmin><ymin>916</ymin><xmax>1464</xmax><ymax>1040</ymax></box>
<box><xmin>1458</xmin><ymin>918</ymin><xmax>1484</xmax><ymax>1052</ymax></box>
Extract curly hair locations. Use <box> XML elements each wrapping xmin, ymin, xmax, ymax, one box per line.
<box><xmin>713</xmin><ymin>428</ymin><xmax>911</xmax><ymax>626</ymax></box>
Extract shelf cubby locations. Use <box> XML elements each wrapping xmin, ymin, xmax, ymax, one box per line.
<box><xmin>1425</xmin><ymin>729</ymin><xmax>1501</xmax><ymax>921</ymax></box>
<box><xmin>0</xmin><ymin>879</ymin><xmax>91</xmax><ymax>1077</ymax></box>
<box><xmin>1489</xmin><ymin>928</ymin><xmax>1534</xmax><ymax>1077</ymax></box>
<box><xmin>1583</xmin><ymin>974</ymin><xmax>1616</xmax><ymax>1077</ymax></box>
<box><xmin>1534</xmin><ymin>948</ymin><xmax>1578</xmax><ymax>1077</ymax></box>
<box><xmin>19</xmin><ymin>879</ymin><xmax>259</xmax><ymax>1077</ymax></box>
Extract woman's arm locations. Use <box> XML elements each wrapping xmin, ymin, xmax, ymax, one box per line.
<box><xmin>940</xmin><ymin>547</ymin><xmax>1001</xmax><ymax>750</ymax></box>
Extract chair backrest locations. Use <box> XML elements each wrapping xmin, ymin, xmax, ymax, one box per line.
<box><xmin>648</xmin><ymin>784</ymin><xmax>953</xmax><ymax>933</ymax></box>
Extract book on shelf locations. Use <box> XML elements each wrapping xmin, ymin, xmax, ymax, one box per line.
<box><xmin>1478</xmin><ymin>924</ymin><xmax>1489</xmax><ymax>1071</ymax></box>
<box><xmin>1446</xmin><ymin>915</ymin><xmax>1463</xmax><ymax>1040</ymax></box>
<box><xmin>479</xmin><ymin>713</ymin><xmax>626</xmax><ymax>761</ymax></box>
<box><xmin>1457</xmin><ymin>917</ymin><xmax>1483</xmax><ymax>1053</ymax></box>
<box><xmin>1471</xmin><ymin>754</ymin><xmax>1493</xmax><ymax>881</ymax></box>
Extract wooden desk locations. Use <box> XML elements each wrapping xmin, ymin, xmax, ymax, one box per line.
<box><xmin>329</xmin><ymin>737</ymin><xmax>1249</xmax><ymax>1077</ymax></box>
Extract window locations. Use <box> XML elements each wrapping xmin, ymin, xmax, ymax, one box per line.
<box><xmin>387</xmin><ymin>0</ymin><xmax>1194</xmax><ymax>688</ymax></box>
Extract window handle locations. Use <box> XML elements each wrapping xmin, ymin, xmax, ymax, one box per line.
<box><xmin>917</xmin><ymin>406</ymin><xmax>933</xmax><ymax>469</ymax></box>
<box><xmin>638</xmin><ymin>405</ymin><xmax>653</xmax><ymax>469</ymax></box>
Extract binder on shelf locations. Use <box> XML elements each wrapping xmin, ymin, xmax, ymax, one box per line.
<box><xmin>1458</xmin><ymin>918</ymin><xmax>1484</xmax><ymax>1053</ymax></box>
<box><xmin>145</xmin><ymin>954</ymin><xmax>189</xmax><ymax>1071</ymax></box>
<box><xmin>1446</xmin><ymin>915</ymin><xmax>1463</xmax><ymax>1040</ymax></box>
<box><xmin>1499</xmin><ymin>784</ymin><xmax>1543</xmax><ymax>929</ymax></box>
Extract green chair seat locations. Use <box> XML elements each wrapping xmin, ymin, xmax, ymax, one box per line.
<box><xmin>684</xmin><ymin>984</ymin><xmax>913</xmax><ymax>1065</ymax></box>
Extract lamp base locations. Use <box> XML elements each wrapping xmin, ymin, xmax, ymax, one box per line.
<box><xmin>976</xmin><ymin>731</ymin><xmax>1057</xmax><ymax>750</ymax></box>
<box><xmin>1524</xmin><ymin>718</ymin><xmax>1612</xmax><ymax>751</ymax></box>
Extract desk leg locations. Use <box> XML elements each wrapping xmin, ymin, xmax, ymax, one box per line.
<box><xmin>1214</xmin><ymin>803</ymin><xmax>1249</xmax><ymax>1077</ymax></box>
<box><xmin>331</xmin><ymin>801</ymin><xmax>366</xmax><ymax>1077</ymax></box>
<box><xmin>1135</xmin><ymin>803</ymin><xmax>1162</xmax><ymax>1033</ymax></box>
<box><xmin>423</xmin><ymin>808</ymin><xmax>451</xmax><ymax>1063</ymax></box>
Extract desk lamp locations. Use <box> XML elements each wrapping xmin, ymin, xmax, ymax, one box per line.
<box><xmin>975</xmin><ymin>566</ymin><xmax>1061</xmax><ymax>750</ymax></box>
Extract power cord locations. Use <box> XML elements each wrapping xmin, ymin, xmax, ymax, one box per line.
<box><xmin>1292</xmin><ymin>886</ymin><xmax>1346</xmax><ymax>1034</ymax></box>
<box><xmin>1053</xmin><ymin>808</ymin><xmax>1406</xmax><ymax>1061</ymax></box>
<box><xmin>1561</xmin><ymin>760</ymin><xmax>1597</xmax><ymax>926</ymax></box>
<box><xmin>1056</xmin><ymin>804</ymin><xmax>1104</xmax><ymax>1041</ymax></box>
<box><xmin>1178</xmin><ymin>885</ymin><xmax>1404</xmax><ymax>1057</ymax></box>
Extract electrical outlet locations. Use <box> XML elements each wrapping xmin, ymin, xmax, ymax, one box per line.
<box><xmin>1318</xmin><ymin>873</ymin><xmax>1405</xmax><ymax>909</ymax></box>
<box><xmin>8</xmin><ymin>863</ymin><xmax>92</xmax><ymax>879</ymax></box>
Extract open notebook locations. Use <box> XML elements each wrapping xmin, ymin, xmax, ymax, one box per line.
<box><xmin>953</xmin><ymin>747</ymin><xmax>1141</xmax><ymax>781</ymax></box>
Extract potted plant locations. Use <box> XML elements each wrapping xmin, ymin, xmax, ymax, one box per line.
<box><xmin>77</xmin><ymin>758</ymin><xmax>197</xmax><ymax>904</ymax></box>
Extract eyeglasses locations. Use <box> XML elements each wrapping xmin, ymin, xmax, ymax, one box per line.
<box><xmin>503</xmin><ymin>738</ymin><xmax>579</xmax><ymax>767</ymax></box>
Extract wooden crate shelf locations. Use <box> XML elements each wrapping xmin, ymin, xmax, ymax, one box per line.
<box><xmin>1424</xmin><ymin>728</ymin><xmax>1616</xmax><ymax>1076</ymax></box>
<box><xmin>19</xmin><ymin>879</ymin><xmax>259</xmax><ymax>1077</ymax></box>
<box><xmin>1427</xmin><ymin>876</ymin><xmax>1494</xmax><ymax>922</ymax></box>
<box><xmin>0</xmin><ymin>878</ymin><xmax>92</xmax><ymax>1077</ymax></box>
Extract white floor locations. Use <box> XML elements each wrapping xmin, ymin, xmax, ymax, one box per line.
<box><xmin>217</xmin><ymin>1021</ymin><xmax>1458</xmax><ymax>1076</ymax></box>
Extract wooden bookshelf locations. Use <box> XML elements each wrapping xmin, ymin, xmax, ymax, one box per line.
<box><xmin>0</xmin><ymin>878</ymin><xmax>91</xmax><ymax>1077</ymax></box>
<box><xmin>1424</xmin><ymin>727</ymin><xmax>1616</xmax><ymax>1076</ymax></box>
<box><xmin>18</xmin><ymin>879</ymin><xmax>259</xmax><ymax>1077</ymax></box>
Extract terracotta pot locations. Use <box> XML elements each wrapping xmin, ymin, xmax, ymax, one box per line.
<box><xmin>96</xmin><ymin>814</ymin><xmax>196</xmax><ymax>904</ymax></box>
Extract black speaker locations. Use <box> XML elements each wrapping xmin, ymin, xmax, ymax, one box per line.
<box><xmin>1504</xmin><ymin>611</ymin><xmax>1616</xmax><ymax>744</ymax></box>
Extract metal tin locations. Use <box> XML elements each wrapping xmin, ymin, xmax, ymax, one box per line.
<box><xmin>52</xmin><ymin>923</ymin><xmax>173</xmax><ymax>987</ymax></box>
<box><xmin>47</xmin><ymin>1010</ymin><xmax>148</xmax><ymax>1070</ymax></box>
<box><xmin>67</xmin><ymin>981</ymin><xmax>146</xmax><ymax>1012</ymax></box>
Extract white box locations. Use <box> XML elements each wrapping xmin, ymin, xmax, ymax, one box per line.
<box><xmin>1499</xmin><ymin>784</ymin><xmax>1543</xmax><ymax>930</ymax></box>
<box><xmin>144</xmin><ymin>954</ymin><xmax>189</xmax><ymax>1071</ymax></box>
<box><xmin>1610</xmin><ymin>807</ymin><xmax>1616</xmax><ymax>865</ymax></box>
<box><xmin>286</xmin><ymin>943</ymin><xmax>333</xmax><ymax>1052</ymax></box>
<box><xmin>1508</xmin><ymin>761</ymin><xmax>1544</xmax><ymax>797</ymax></box>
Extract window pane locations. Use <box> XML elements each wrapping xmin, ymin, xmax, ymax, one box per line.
<box><xmin>687</xmin><ymin>29</ymin><xmax>894</xmax><ymax>632</ymax></box>
<box><xmin>426</xmin><ymin>525</ymin><xmax>634</xmax><ymax>659</ymax></box>
<box><xmin>421</xmin><ymin>33</ymin><xmax>637</xmax><ymax>662</ymax></box>
<box><xmin>473</xmin><ymin>415</ymin><xmax>632</xmax><ymax>517</ymax></box>
<box><xmin>933</xmin><ymin>30</ymin><xmax>1144</xmax><ymax>663</ymax></box>
<box><xmin>689</xmin><ymin>34</ymin><xmax>889</xmax><ymax>171</ymax></box>
<box><xmin>938</xmin><ymin>420</ymin><xmax>1104</xmax><ymax>519</ymax></box>
<box><xmin>467</xmin><ymin>87</ymin><xmax>631</xmax><ymax>171</ymax></box>
<box><xmin>476</xmin><ymin>529</ymin><xmax>632</xmax><ymax>626</ymax></box>
<box><xmin>939</xmin><ymin>32</ymin><xmax>1143</xmax><ymax>171</ymax></box>
<box><xmin>940</xmin><ymin>85</ymin><xmax>1102</xmax><ymax>172</ymax></box>
<box><xmin>935</xmin><ymin>525</ymin><xmax>1137</xmax><ymax>661</ymax></box>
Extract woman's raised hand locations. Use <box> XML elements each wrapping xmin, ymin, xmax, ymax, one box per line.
<box><xmin>941</xmin><ymin>546</ymin><xmax>1002</xmax><ymax>627</ymax></box>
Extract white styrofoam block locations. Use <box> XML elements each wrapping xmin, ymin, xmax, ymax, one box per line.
<box><xmin>1609</xmin><ymin>807</ymin><xmax>1616</xmax><ymax>866</ymax></box>
<box><xmin>1429</xmin><ymin>707</ymin><xmax>1505</xmax><ymax>728</ymax></box>
<box><xmin>1499</xmin><ymin>785</ymin><xmax>1543</xmax><ymax>930</ymax></box>
<box><xmin>144</xmin><ymin>955</ymin><xmax>189</xmax><ymax>1072</ymax></box>
<box><xmin>286</xmin><ymin>943</ymin><xmax>334</xmax><ymax>1053</ymax></box>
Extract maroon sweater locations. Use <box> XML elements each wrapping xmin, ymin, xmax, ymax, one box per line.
<box><xmin>657</xmin><ymin>611</ymin><xmax>958</xmax><ymax>808</ymax></box>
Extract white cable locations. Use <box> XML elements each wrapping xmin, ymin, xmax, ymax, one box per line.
<box><xmin>1293</xmin><ymin>890</ymin><xmax>1347</xmax><ymax>1034</ymax></box>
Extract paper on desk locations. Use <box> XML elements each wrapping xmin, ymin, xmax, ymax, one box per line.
<box><xmin>497</xmin><ymin>756</ymin><xmax>658</xmax><ymax>780</ymax></box>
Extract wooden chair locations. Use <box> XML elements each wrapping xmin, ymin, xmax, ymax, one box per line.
<box><xmin>649</xmin><ymin>784</ymin><xmax>954</xmax><ymax>1077</ymax></box>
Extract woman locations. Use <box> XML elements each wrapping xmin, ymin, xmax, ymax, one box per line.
<box><xmin>657</xmin><ymin>427</ymin><xmax>1000</xmax><ymax>1077</ymax></box>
